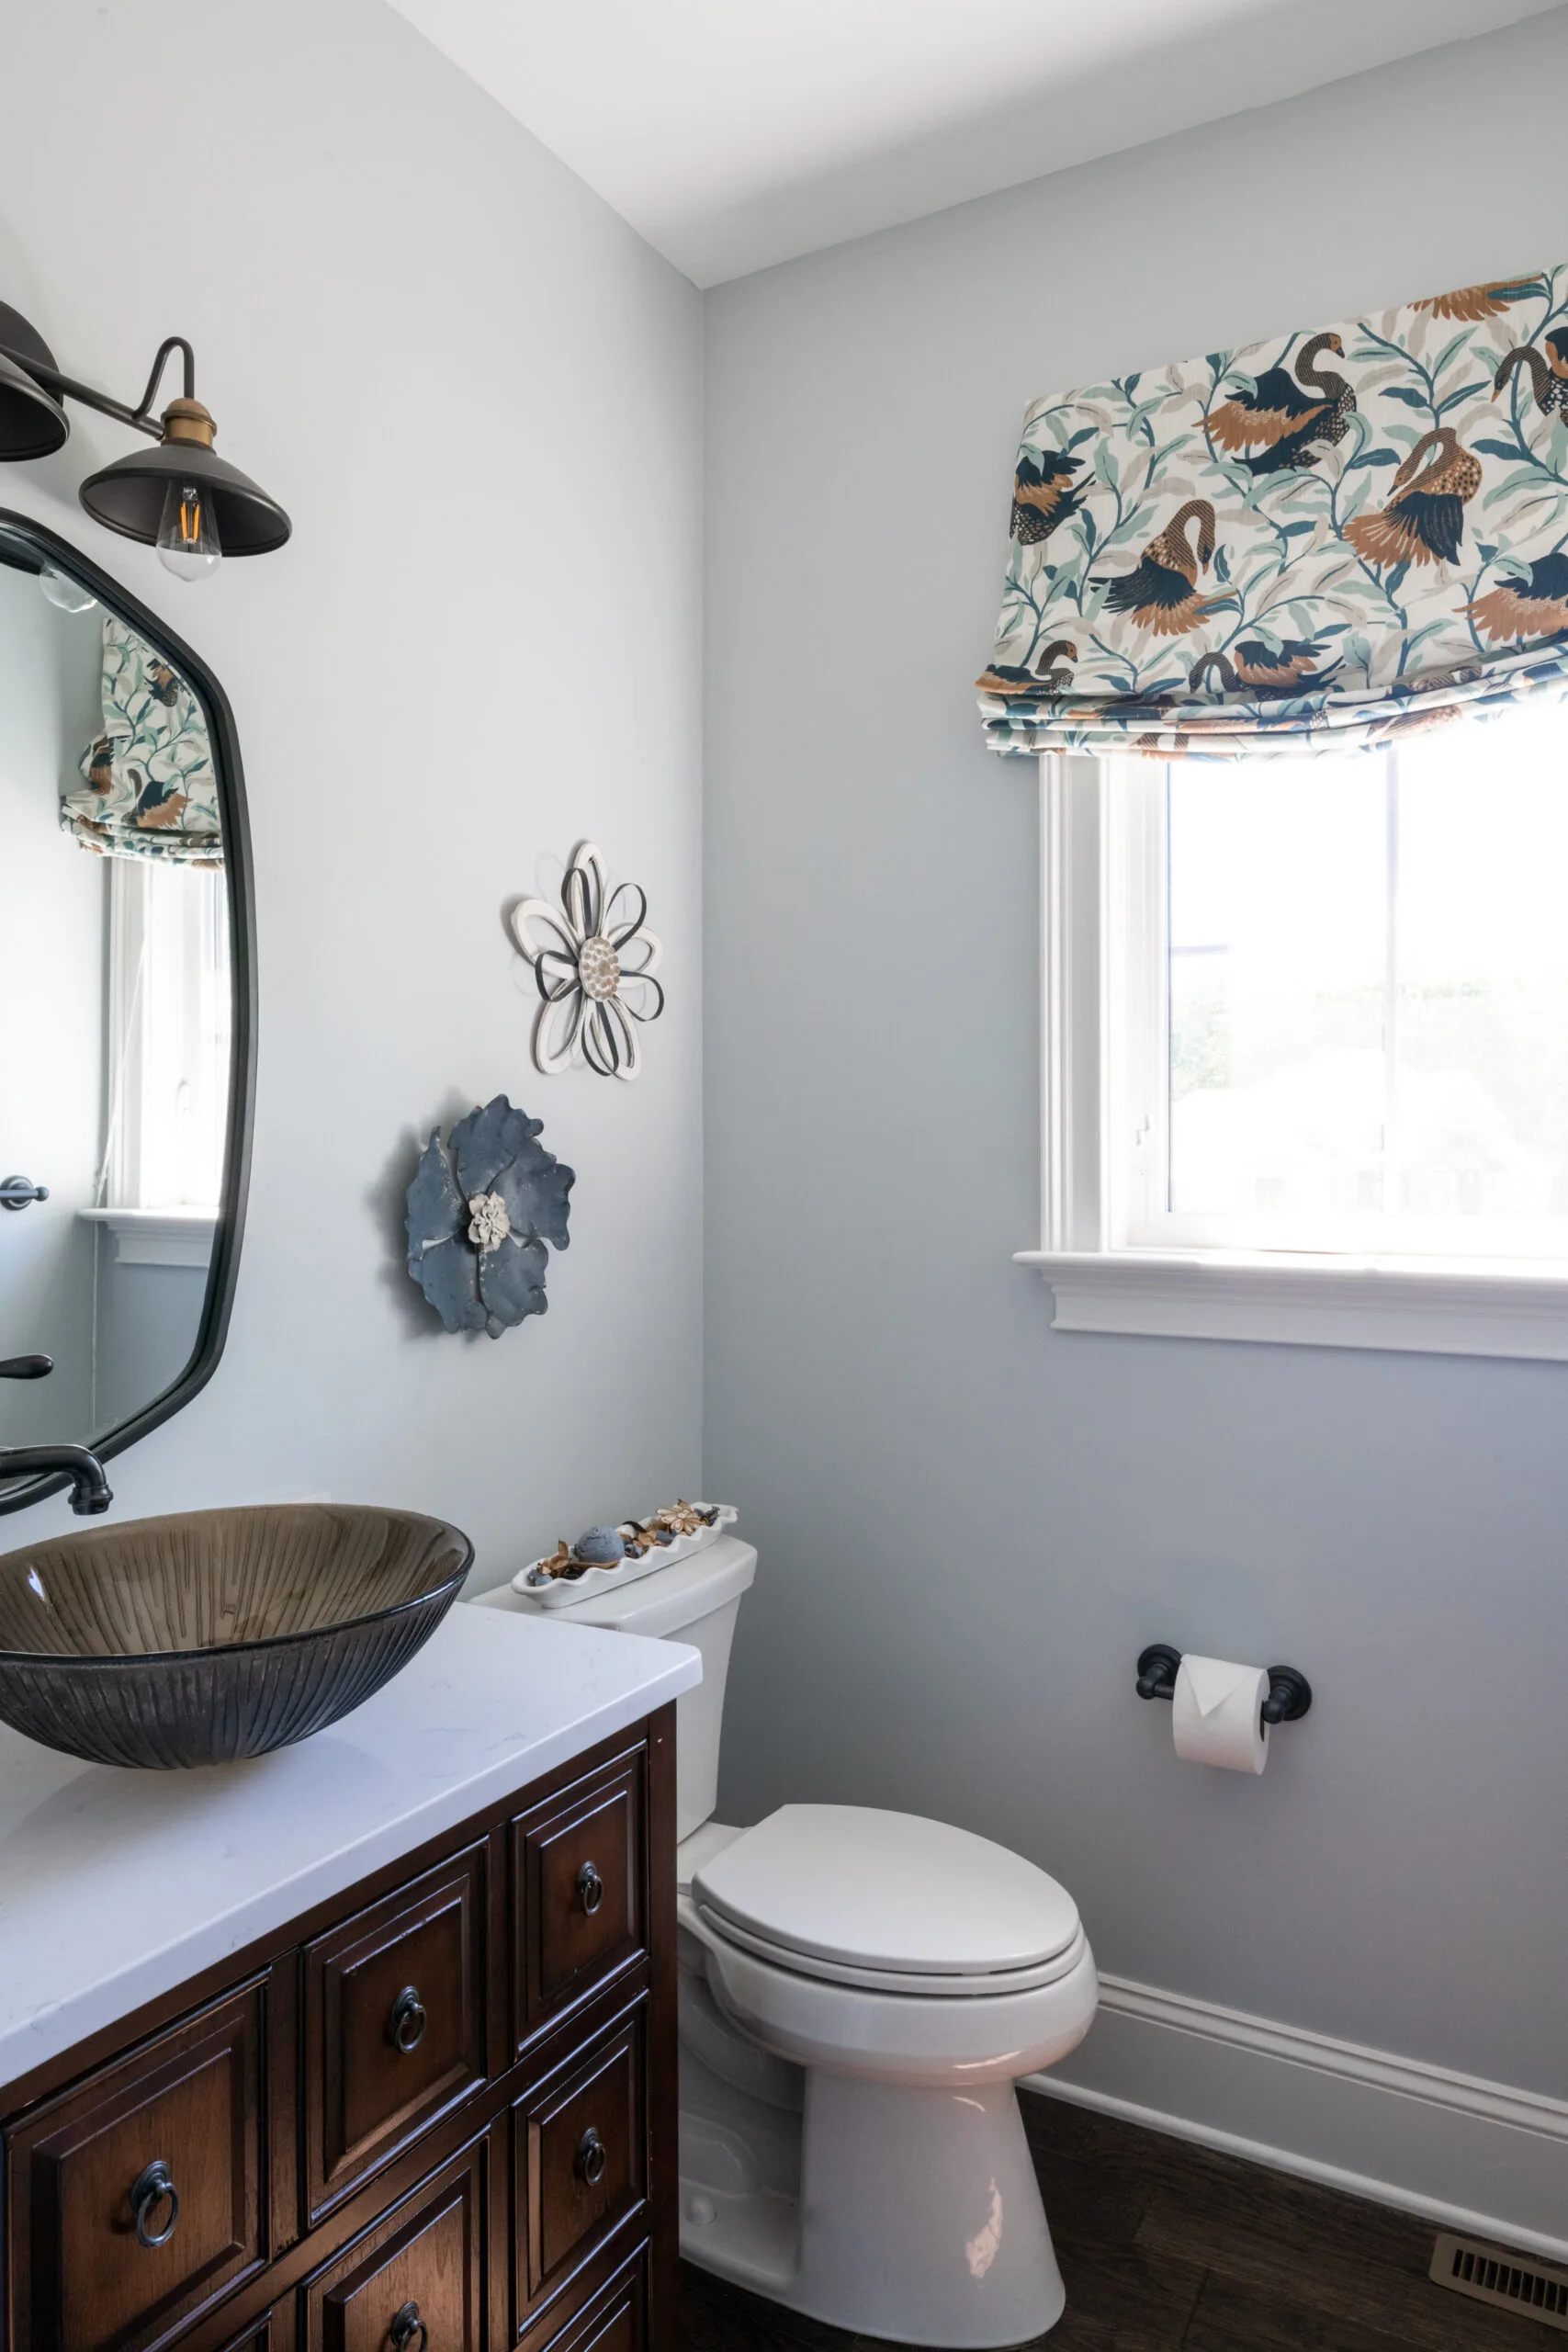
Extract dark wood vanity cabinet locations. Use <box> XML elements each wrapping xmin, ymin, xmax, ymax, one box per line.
<box><xmin>0</xmin><ymin>1708</ymin><xmax>676</xmax><ymax>2352</ymax></box>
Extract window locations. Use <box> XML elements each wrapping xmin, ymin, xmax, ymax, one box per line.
<box><xmin>101</xmin><ymin>859</ymin><xmax>231</xmax><ymax>1214</ymax></box>
<box><xmin>1021</xmin><ymin>700</ymin><xmax>1568</xmax><ymax>1356</ymax></box>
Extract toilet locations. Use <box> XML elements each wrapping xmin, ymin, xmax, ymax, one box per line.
<box><xmin>474</xmin><ymin>1536</ymin><xmax>1098</xmax><ymax>2347</ymax></box>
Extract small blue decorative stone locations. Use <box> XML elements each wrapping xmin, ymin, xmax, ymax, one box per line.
<box><xmin>574</xmin><ymin>1526</ymin><xmax>626</xmax><ymax>1565</ymax></box>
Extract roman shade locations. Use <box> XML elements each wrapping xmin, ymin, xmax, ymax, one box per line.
<box><xmin>62</xmin><ymin>616</ymin><xmax>221</xmax><ymax>863</ymax></box>
<box><xmin>977</xmin><ymin>267</ymin><xmax>1568</xmax><ymax>760</ymax></box>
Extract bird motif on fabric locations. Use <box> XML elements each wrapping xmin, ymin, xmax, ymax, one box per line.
<box><xmin>1415</xmin><ymin>278</ymin><xmax>1540</xmax><ymax>322</ymax></box>
<box><xmin>1189</xmin><ymin>639</ymin><xmax>1340</xmax><ymax>697</ymax></box>
<box><xmin>1096</xmin><ymin>502</ymin><xmax>1233</xmax><ymax>637</ymax></box>
<box><xmin>976</xmin><ymin>639</ymin><xmax>1077</xmax><ymax>697</ymax></box>
<box><xmin>85</xmin><ymin>735</ymin><xmax>115</xmax><ymax>795</ymax></box>
<box><xmin>1463</xmin><ymin>552</ymin><xmax>1568</xmax><ymax>644</ymax></box>
<box><xmin>1010</xmin><ymin>449</ymin><xmax>1085</xmax><ymax>546</ymax></box>
<box><xmin>1493</xmin><ymin>331</ymin><xmax>1568</xmax><ymax>417</ymax></box>
<box><xmin>131</xmin><ymin>775</ymin><xmax>193</xmax><ymax>830</ymax></box>
<box><xmin>1343</xmin><ymin>430</ymin><xmax>1481</xmax><ymax>569</ymax></box>
<box><xmin>145</xmin><ymin>660</ymin><xmax>182</xmax><ymax>707</ymax></box>
<box><xmin>1208</xmin><ymin>334</ymin><xmax>1356</xmax><ymax>475</ymax></box>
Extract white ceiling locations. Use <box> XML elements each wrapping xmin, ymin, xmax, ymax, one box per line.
<box><xmin>387</xmin><ymin>0</ymin><xmax>1558</xmax><ymax>287</ymax></box>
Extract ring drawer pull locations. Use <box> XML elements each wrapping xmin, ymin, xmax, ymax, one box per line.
<box><xmin>576</xmin><ymin>2127</ymin><xmax>608</xmax><ymax>2186</ymax></box>
<box><xmin>576</xmin><ymin>1860</ymin><xmax>604</xmax><ymax>1916</ymax></box>
<box><xmin>389</xmin><ymin>2301</ymin><xmax>428</xmax><ymax>2352</ymax></box>
<box><xmin>389</xmin><ymin>1985</ymin><xmax>428</xmax><ymax>2053</ymax></box>
<box><xmin>130</xmin><ymin>2160</ymin><xmax>179</xmax><ymax>2249</ymax></box>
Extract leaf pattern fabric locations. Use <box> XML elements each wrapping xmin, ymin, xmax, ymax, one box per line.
<box><xmin>978</xmin><ymin>267</ymin><xmax>1568</xmax><ymax>759</ymax></box>
<box><xmin>62</xmin><ymin>616</ymin><xmax>221</xmax><ymax>861</ymax></box>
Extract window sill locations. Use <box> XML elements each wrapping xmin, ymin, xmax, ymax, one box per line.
<box><xmin>1014</xmin><ymin>1249</ymin><xmax>1568</xmax><ymax>1361</ymax></box>
<box><xmin>79</xmin><ymin>1208</ymin><xmax>217</xmax><ymax>1270</ymax></box>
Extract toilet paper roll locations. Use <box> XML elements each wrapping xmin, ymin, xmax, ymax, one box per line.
<box><xmin>1171</xmin><ymin>1655</ymin><xmax>1269</xmax><ymax>1774</ymax></box>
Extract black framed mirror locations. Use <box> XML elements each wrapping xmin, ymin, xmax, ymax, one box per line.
<box><xmin>0</xmin><ymin>509</ymin><xmax>254</xmax><ymax>1512</ymax></box>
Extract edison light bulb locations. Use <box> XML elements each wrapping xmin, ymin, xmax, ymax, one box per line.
<box><xmin>155</xmin><ymin>478</ymin><xmax>220</xmax><ymax>582</ymax></box>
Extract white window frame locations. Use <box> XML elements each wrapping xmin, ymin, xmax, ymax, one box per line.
<box><xmin>1015</xmin><ymin>754</ymin><xmax>1568</xmax><ymax>1359</ymax></box>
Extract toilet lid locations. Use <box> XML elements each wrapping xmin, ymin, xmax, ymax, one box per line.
<box><xmin>690</xmin><ymin>1804</ymin><xmax>1080</xmax><ymax>1980</ymax></box>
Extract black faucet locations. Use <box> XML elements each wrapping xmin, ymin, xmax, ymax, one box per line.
<box><xmin>0</xmin><ymin>1443</ymin><xmax>113</xmax><ymax>1514</ymax></box>
<box><xmin>0</xmin><ymin>1358</ymin><xmax>113</xmax><ymax>1514</ymax></box>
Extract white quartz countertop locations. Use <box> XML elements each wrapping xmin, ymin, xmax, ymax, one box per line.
<box><xmin>0</xmin><ymin>1603</ymin><xmax>700</xmax><ymax>2091</ymax></box>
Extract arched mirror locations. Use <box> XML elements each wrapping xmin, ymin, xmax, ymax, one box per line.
<box><xmin>0</xmin><ymin>511</ymin><xmax>254</xmax><ymax>1511</ymax></box>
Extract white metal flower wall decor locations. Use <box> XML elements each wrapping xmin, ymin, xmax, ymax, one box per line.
<box><xmin>508</xmin><ymin>842</ymin><xmax>664</xmax><ymax>1081</ymax></box>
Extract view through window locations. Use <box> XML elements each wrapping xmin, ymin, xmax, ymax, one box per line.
<box><xmin>1152</xmin><ymin>702</ymin><xmax>1568</xmax><ymax>1261</ymax></box>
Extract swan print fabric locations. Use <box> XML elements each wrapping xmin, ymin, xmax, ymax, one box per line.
<box><xmin>978</xmin><ymin>266</ymin><xmax>1568</xmax><ymax>759</ymax></box>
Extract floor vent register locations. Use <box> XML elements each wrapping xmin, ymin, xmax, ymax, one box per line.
<box><xmin>1430</xmin><ymin>2233</ymin><xmax>1568</xmax><ymax>2330</ymax></box>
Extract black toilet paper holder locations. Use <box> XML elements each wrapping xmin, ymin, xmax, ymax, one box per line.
<box><xmin>1135</xmin><ymin>1645</ymin><xmax>1312</xmax><ymax>1727</ymax></box>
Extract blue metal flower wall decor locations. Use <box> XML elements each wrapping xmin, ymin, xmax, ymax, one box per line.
<box><xmin>406</xmin><ymin>1095</ymin><xmax>574</xmax><ymax>1339</ymax></box>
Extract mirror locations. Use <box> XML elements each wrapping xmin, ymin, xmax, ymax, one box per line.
<box><xmin>0</xmin><ymin>511</ymin><xmax>253</xmax><ymax>1511</ymax></box>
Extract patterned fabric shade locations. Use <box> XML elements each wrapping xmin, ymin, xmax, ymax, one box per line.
<box><xmin>978</xmin><ymin>267</ymin><xmax>1568</xmax><ymax>760</ymax></box>
<box><xmin>62</xmin><ymin>617</ymin><xmax>221</xmax><ymax>862</ymax></box>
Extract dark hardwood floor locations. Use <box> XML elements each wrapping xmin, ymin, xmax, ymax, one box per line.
<box><xmin>680</xmin><ymin>2089</ymin><xmax>1543</xmax><ymax>2351</ymax></box>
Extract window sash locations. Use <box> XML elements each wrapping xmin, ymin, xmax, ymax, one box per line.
<box><xmin>1043</xmin><ymin>753</ymin><xmax>1568</xmax><ymax>1272</ymax></box>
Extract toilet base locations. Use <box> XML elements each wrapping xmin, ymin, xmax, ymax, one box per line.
<box><xmin>681</xmin><ymin>2064</ymin><xmax>1065</xmax><ymax>2347</ymax></box>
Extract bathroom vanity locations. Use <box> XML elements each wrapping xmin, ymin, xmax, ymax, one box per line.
<box><xmin>0</xmin><ymin>1604</ymin><xmax>699</xmax><ymax>2352</ymax></box>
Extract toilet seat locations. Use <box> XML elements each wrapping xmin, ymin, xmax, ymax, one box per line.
<box><xmin>682</xmin><ymin>1887</ymin><xmax>1098</xmax><ymax>2087</ymax></box>
<box><xmin>694</xmin><ymin>1901</ymin><xmax>1089</xmax><ymax>1995</ymax></box>
<box><xmin>690</xmin><ymin>1804</ymin><xmax>1082</xmax><ymax>1995</ymax></box>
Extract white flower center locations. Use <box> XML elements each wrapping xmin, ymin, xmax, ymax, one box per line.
<box><xmin>468</xmin><ymin>1192</ymin><xmax>512</xmax><ymax>1252</ymax></box>
<box><xmin>578</xmin><ymin>936</ymin><xmax>621</xmax><ymax>1001</ymax></box>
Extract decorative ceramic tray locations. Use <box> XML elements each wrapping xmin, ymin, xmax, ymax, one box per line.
<box><xmin>513</xmin><ymin>1504</ymin><xmax>737</xmax><ymax>1610</ymax></box>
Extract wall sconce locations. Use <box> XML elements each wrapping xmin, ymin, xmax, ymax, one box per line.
<box><xmin>0</xmin><ymin>300</ymin><xmax>290</xmax><ymax>581</ymax></box>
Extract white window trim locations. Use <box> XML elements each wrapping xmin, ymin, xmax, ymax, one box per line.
<box><xmin>76</xmin><ymin>1207</ymin><xmax>216</xmax><ymax>1271</ymax></box>
<box><xmin>1015</xmin><ymin>755</ymin><xmax>1568</xmax><ymax>1359</ymax></box>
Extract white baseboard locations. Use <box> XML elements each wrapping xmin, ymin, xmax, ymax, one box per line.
<box><xmin>1023</xmin><ymin>1973</ymin><xmax>1568</xmax><ymax>2265</ymax></box>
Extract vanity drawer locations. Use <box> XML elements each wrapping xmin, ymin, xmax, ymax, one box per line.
<box><xmin>300</xmin><ymin>2126</ymin><xmax>491</xmax><ymax>2351</ymax></box>
<box><xmin>521</xmin><ymin>2246</ymin><xmax>646</xmax><ymax>2352</ymax></box>
<box><xmin>513</xmin><ymin>1747</ymin><xmax>646</xmax><ymax>2047</ymax></box>
<box><xmin>512</xmin><ymin>2004</ymin><xmax>646</xmax><ymax>2334</ymax></box>
<box><xmin>5</xmin><ymin>1977</ymin><xmax>268</xmax><ymax>2352</ymax></box>
<box><xmin>304</xmin><ymin>1842</ymin><xmax>488</xmax><ymax>2221</ymax></box>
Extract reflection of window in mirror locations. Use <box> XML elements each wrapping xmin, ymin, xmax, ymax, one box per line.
<box><xmin>102</xmin><ymin>862</ymin><xmax>231</xmax><ymax>1212</ymax></box>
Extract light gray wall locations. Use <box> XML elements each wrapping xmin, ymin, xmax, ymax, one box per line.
<box><xmin>704</xmin><ymin>10</ymin><xmax>1568</xmax><ymax>2098</ymax></box>
<box><xmin>0</xmin><ymin>572</ymin><xmax>103</xmax><ymax>1448</ymax></box>
<box><xmin>0</xmin><ymin>0</ymin><xmax>703</xmax><ymax>1568</ymax></box>
<box><xmin>94</xmin><ymin>1260</ymin><xmax>209</xmax><ymax>1442</ymax></box>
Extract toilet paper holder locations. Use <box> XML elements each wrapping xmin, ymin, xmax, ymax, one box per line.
<box><xmin>1135</xmin><ymin>1645</ymin><xmax>1312</xmax><ymax>1726</ymax></box>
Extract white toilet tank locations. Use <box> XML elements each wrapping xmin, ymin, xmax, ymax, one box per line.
<box><xmin>469</xmin><ymin>1536</ymin><xmax>756</xmax><ymax>1841</ymax></box>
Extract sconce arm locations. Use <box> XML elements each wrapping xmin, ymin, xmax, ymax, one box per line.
<box><xmin>0</xmin><ymin>332</ymin><xmax>197</xmax><ymax>442</ymax></box>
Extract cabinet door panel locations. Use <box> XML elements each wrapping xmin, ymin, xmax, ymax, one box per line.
<box><xmin>513</xmin><ymin>2007</ymin><xmax>646</xmax><ymax>2333</ymax></box>
<box><xmin>305</xmin><ymin>1843</ymin><xmax>487</xmax><ymax>2219</ymax></box>
<box><xmin>5</xmin><ymin>1978</ymin><xmax>267</xmax><ymax>2352</ymax></box>
<box><xmin>302</xmin><ymin>2130</ymin><xmax>489</xmax><ymax>2352</ymax></box>
<box><xmin>513</xmin><ymin>1750</ymin><xmax>646</xmax><ymax>2050</ymax></box>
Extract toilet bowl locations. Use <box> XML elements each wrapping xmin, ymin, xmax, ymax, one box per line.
<box><xmin>471</xmin><ymin>1538</ymin><xmax>1098</xmax><ymax>2346</ymax></box>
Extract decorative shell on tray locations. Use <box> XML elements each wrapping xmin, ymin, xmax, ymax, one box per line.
<box><xmin>514</xmin><ymin>1502</ymin><xmax>738</xmax><ymax>1610</ymax></box>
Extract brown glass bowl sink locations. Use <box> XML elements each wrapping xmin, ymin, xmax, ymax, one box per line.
<box><xmin>0</xmin><ymin>1504</ymin><xmax>473</xmax><ymax>1769</ymax></box>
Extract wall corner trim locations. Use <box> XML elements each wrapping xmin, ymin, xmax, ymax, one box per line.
<box><xmin>1025</xmin><ymin>1973</ymin><xmax>1568</xmax><ymax>2263</ymax></box>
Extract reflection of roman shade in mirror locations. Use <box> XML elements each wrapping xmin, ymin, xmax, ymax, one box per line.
<box><xmin>61</xmin><ymin>617</ymin><xmax>221</xmax><ymax>865</ymax></box>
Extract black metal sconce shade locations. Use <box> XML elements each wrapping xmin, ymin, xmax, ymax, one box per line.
<box><xmin>0</xmin><ymin>348</ymin><xmax>68</xmax><ymax>459</ymax></box>
<box><xmin>79</xmin><ymin>438</ymin><xmax>290</xmax><ymax>557</ymax></box>
<box><xmin>0</xmin><ymin>307</ymin><xmax>70</xmax><ymax>460</ymax></box>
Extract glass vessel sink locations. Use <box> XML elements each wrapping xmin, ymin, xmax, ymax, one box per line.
<box><xmin>0</xmin><ymin>1504</ymin><xmax>472</xmax><ymax>1768</ymax></box>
